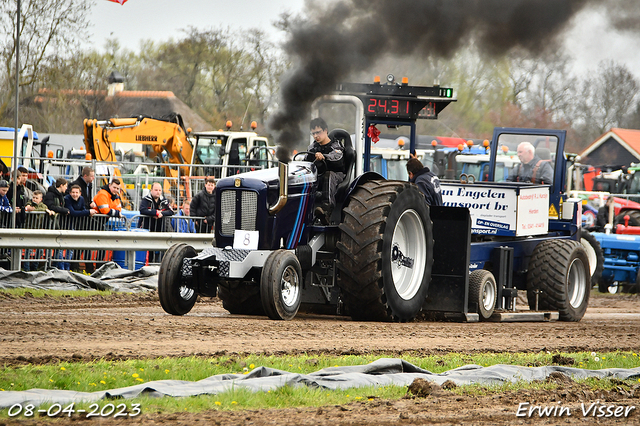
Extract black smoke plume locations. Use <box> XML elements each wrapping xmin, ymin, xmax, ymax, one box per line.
<box><xmin>269</xmin><ymin>0</ymin><xmax>600</xmax><ymax>162</ymax></box>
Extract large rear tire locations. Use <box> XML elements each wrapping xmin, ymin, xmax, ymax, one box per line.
<box><xmin>337</xmin><ymin>181</ymin><xmax>433</xmax><ymax>322</ymax></box>
<box><xmin>158</xmin><ymin>243</ymin><xmax>197</xmax><ymax>315</ymax></box>
<box><xmin>527</xmin><ymin>240</ymin><xmax>590</xmax><ymax>321</ymax></box>
<box><xmin>614</xmin><ymin>210</ymin><xmax>640</xmax><ymax>226</ymax></box>
<box><xmin>580</xmin><ymin>229</ymin><xmax>604</xmax><ymax>287</ymax></box>
<box><xmin>260</xmin><ymin>250</ymin><xmax>302</xmax><ymax>320</ymax></box>
<box><xmin>468</xmin><ymin>270</ymin><xmax>497</xmax><ymax>320</ymax></box>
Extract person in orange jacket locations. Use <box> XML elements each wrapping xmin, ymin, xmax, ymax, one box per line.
<box><xmin>93</xmin><ymin>179</ymin><xmax>122</xmax><ymax>217</ymax></box>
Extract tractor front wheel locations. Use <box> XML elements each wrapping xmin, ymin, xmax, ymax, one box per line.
<box><xmin>158</xmin><ymin>243</ymin><xmax>197</xmax><ymax>315</ymax></box>
<box><xmin>260</xmin><ymin>250</ymin><xmax>302</xmax><ymax>320</ymax></box>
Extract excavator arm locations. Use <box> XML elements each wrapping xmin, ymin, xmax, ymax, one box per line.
<box><xmin>83</xmin><ymin>114</ymin><xmax>194</xmax><ymax>209</ymax></box>
<box><xmin>83</xmin><ymin>114</ymin><xmax>193</xmax><ymax>174</ymax></box>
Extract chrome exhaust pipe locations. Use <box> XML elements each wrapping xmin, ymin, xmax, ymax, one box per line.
<box><xmin>268</xmin><ymin>161</ymin><xmax>289</xmax><ymax>214</ymax></box>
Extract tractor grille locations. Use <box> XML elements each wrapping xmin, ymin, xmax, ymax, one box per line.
<box><xmin>220</xmin><ymin>189</ymin><xmax>258</xmax><ymax>235</ymax></box>
<box><xmin>241</xmin><ymin>192</ymin><xmax>258</xmax><ymax>230</ymax></box>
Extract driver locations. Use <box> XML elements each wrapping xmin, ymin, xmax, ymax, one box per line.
<box><xmin>307</xmin><ymin>117</ymin><xmax>345</xmax><ymax>223</ymax></box>
<box><xmin>507</xmin><ymin>142</ymin><xmax>554</xmax><ymax>184</ymax></box>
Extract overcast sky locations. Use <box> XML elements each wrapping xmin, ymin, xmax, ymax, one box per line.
<box><xmin>88</xmin><ymin>0</ymin><xmax>640</xmax><ymax>80</ymax></box>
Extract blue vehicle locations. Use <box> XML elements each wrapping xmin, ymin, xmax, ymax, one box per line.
<box><xmin>592</xmin><ymin>230</ymin><xmax>640</xmax><ymax>294</ymax></box>
<box><xmin>158</xmin><ymin>78</ymin><xmax>589</xmax><ymax>323</ymax></box>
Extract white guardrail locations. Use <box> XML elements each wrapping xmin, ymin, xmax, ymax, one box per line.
<box><xmin>0</xmin><ymin>229</ymin><xmax>214</xmax><ymax>271</ymax></box>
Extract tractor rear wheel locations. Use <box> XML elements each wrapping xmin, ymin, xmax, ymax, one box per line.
<box><xmin>527</xmin><ymin>240</ymin><xmax>590</xmax><ymax>321</ymax></box>
<box><xmin>468</xmin><ymin>270</ymin><xmax>497</xmax><ymax>320</ymax></box>
<box><xmin>158</xmin><ymin>243</ymin><xmax>197</xmax><ymax>315</ymax></box>
<box><xmin>337</xmin><ymin>181</ymin><xmax>433</xmax><ymax>322</ymax></box>
<box><xmin>615</xmin><ymin>210</ymin><xmax>640</xmax><ymax>226</ymax></box>
<box><xmin>580</xmin><ymin>229</ymin><xmax>604</xmax><ymax>287</ymax></box>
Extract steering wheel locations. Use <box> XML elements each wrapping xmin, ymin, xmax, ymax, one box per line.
<box><xmin>293</xmin><ymin>151</ymin><xmax>327</xmax><ymax>175</ymax></box>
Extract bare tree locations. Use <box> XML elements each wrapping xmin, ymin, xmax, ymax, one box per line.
<box><xmin>580</xmin><ymin>61</ymin><xmax>638</xmax><ymax>135</ymax></box>
<box><xmin>0</xmin><ymin>0</ymin><xmax>93</xmax><ymax>124</ymax></box>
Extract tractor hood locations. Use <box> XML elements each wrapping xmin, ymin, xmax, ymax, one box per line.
<box><xmin>217</xmin><ymin>161</ymin><xmax>318</xmax><ymax>188</ymax></box>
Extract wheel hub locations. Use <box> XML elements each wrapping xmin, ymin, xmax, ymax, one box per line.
<box><xmin>567</xmin><ymin>258</ymin><xmax>587</xmax><ymax>308</ymax></box>
<box><xmin>281</xmin><ymin>265</ymin><xmax>300</xmax><ymax>307</ymax></box>
<box><xmin>390</xmin><ymin>209</ymin><xmax>426</xmax><ymax>300</ymax></box>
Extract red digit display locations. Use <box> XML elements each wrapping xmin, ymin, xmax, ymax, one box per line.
<box><xmin>365</xmin><ymin>97</ymin><xmax>413</xmax><ymax>118</ymax></box>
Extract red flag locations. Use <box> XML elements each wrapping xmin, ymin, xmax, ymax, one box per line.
<box><xmin>107</xmin><ymin>0</ymin><xmax>128</xmax><ymax>4</ymax></box>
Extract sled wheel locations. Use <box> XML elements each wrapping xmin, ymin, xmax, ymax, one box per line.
<box><xmin>527</xmin><ymin>240</ymin><xmax>590</xmax><ymax>321</ymax></box>
<box><xmin>337</xmin><ymin>181</ymin><xmax>433</xmax><ymax>322</ymax></box>
<box><xmin>580</xmin><ymin>229</ymin><xmax>604</xmax><ymax>287</ymax></box>
<box><xmin>158</xmin><ymin>243</ymin><xmax>197</xmax><ymax>315</ymax></box>
<box><xmin>469</xmin><ymin>270</ymin><xmax>497</xmax><ymax>320</ymax></box>
<box><xmin>260</xmin><ymin>250</ymin><xmax>302</xmax><ymax>320</ymax></box>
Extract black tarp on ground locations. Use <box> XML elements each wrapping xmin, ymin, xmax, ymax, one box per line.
<box><xmin>0</xmin><ymin>262</ymin><xmax>158</xmax><ymax>292</ymax></box>
<box><xmin>1</xmin><ymin>358</ymin><xmax>639</xmax><ymax>408</ymax></box>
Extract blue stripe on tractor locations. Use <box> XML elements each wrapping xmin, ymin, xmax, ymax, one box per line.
<box><xmin>286</xmin><ymin>179</ymin><xmax>310</xmax><ymax>248</ymax></box>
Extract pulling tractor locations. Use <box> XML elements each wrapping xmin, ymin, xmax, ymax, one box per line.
<box><xmin>158</xmin><ymin>78</ymin><xmax>591</xmax><ymax>322</ymax></box>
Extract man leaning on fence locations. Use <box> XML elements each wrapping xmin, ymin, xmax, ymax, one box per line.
<box><xmin>138</xmin><ymin>182</ymin><xmax>174</xmax><ymax>232</ymax></box>
<box><xmin>68</xmin><ymin>166</ymin><xmax>96</xmax><ymax>210</ymax></box>
<box><xmin>172</xmin><ymin>199</ymin><xmax>196</xmax><ymax>233</ymax></box>
<box><xmin>65</xmin><ymin>184</ymin><xmax>97</xmax><ymax>230</ymax></box>
<box><xmin>190</xmin><ymin>176</ymin><xmax>216</xmax><ymax>233</ymax></box>
<box><xmin>94</xmin><ymin>179</ymin><xmax>122</xmax><ymax>218</ymax></box>
<box><xmin>44</xmin><ymin>177</ymin><xmax>70</xmax><ymax>229</ymax></box>
<box><xmin>138</xmin><ymin>182</ymin><xmax>174</xmax><ymax>263</ymax></box>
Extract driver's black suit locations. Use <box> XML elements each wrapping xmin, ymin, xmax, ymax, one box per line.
<box><xmin>306</xmin><ymin>138</ymin><xmax>345</xmax><ymax>208</ymax></box>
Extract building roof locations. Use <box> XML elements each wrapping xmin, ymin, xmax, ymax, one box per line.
<box><xmin>580</xmin><ymin>128</ymin><xmax>640</xmax><ymax>161</ymax></box>
<box><xmin>34</xmin><ymin>88</ymin><xmax>212</xmax><ymax>132</ymax></box>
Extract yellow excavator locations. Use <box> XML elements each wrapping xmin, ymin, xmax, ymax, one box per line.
<box><xmin>83</xmin><ymin>113</ymin><xmax>194</xmax><ymax>208</ymax></box>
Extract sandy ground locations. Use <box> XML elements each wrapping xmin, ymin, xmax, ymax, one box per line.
<box><xmin>1</xmin><ymin>291</ymin><xmax>639</xmax><ymax>425</ymax></box>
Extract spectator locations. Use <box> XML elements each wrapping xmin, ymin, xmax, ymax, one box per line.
<box><xmin>0</xmin><ymin>180</ymin><xmax>12</xmax><ymax>227</ymax></box>
<box><xmin>138</xmin><ymin>182</ymin><xmax>174</xmax><ymax>263</ymax></box>
<box><xmin>406</xmin><ymin>157</ymin><xmax>443</xmax><ymax>206</ymax></box>
<box><xmin>67</xmin><ymin>166</ymin><xmax>96</xmax><ymax>210</ymax></box>
<box><xmin>65</xmin><ymin>184</ymin><xmax>97</xmax><ymax>230</ymax></box>
<box><xmin>7</xmin><ymin>167</ymin><xmax>34</xmax><ymax>227</ymax></box>
<box><xmin>63</xmin><ymin>185</ymin><xmax>97</xmax><ymax>271</ymax></box>
<box><xmin>93</xmin><ymin>179</ymin><xmax>122</xmax><ymax>218</ymax></box>
<box><xmin>44</xmin><ymin>177</ymin><xmax>70</xmax><ymax>224</ymax></box>
<box><xmin>190</xmin><ymin>176</ymin><xmax>216</xmax><ymax>233</ymax></box>
<box><xmin>138</xmin><ymin>182</ymin><xmax>174</xmax><ymax>232</ymax></box>
<box><xmin>22</xmin><ymin>190</ymin><xmax>53</xmax><ymax>271</ymax></box>
<box><xmin>25</xmin><ymin>190</ymin><xmax>54</xmax><ymax>228</ymax></box>
<box><xmin>172</xmin><ymin>199</ymin><xmax>196</xmax><ymax>233</ymax></box>
<box><xmin>44</xmin><ymin>178</ymin><xmax>70</xmax><ymax>269</ymax></box>
<box><xmin>596</xmin><ymin>196</ymin><xmax>615</xmax><ymax>231</ymax></box>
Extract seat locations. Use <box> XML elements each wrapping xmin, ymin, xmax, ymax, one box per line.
<box><xmin>536</xmin><ymin>148</ymin><xmax>551</xmax><ymax>161</ymax></box>
<box><xmin>328</xmin><ymin>129</ymin><xmax>355</xmax><ymax>205</ymax></box>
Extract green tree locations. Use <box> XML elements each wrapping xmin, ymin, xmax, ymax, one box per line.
<box><xmin>0</xmin><ymin>0</ymin><xmax>94</xmax><ymax>125</ymax></box>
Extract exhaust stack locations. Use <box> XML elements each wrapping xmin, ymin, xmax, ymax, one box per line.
<box><xmin>269</xmin><ymin>161</ymin><xmax>289</xmax><ymax>214</ymax></box>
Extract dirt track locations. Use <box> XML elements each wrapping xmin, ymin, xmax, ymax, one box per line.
<box><xmin>1</xmin><ymin>292</ymin><xmax>640</xmax><ymax>425</ymax></box>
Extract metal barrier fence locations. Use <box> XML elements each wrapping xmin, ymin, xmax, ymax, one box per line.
<box><xmin>0</xmin><ymin>211</ymin><xmax>211</xmax><ymax>271</ymax></box>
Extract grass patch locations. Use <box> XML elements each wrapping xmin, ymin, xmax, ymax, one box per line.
<box><xmin>1</xmin><ymin>351</ymin><xmax>639</xmax><ymax>418</ymax></box>
<box><xmin>0</xmin><ymin>288</ymin><xmax>113</xmax><ymax>298</ymax></box>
